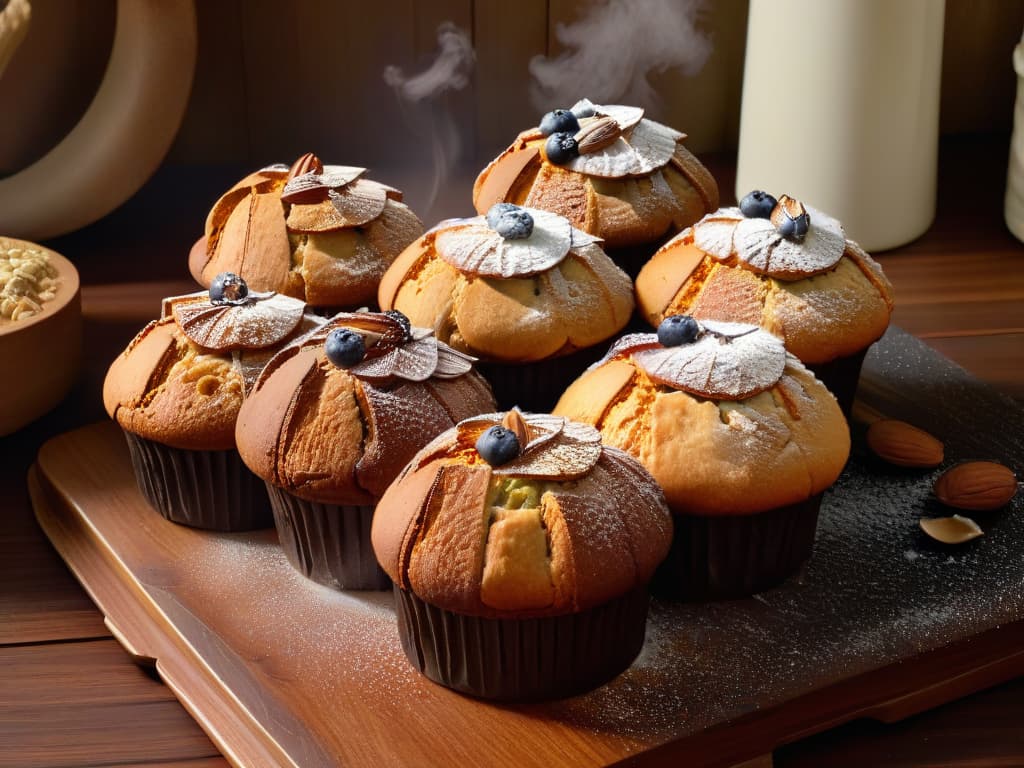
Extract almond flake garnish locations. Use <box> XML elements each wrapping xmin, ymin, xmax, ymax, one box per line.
<box><xmin>306</xmin><ymin>311</ymin><xmax>476</xmax><ymax>383</ymax></box>
<box><xmin>434</xmin><ymin>207</ymin><xmax>600</xmax><ymax>278</ymax></box>
<box><xmin>571</xmin><ymin>99</ymin><xmax>644</xmax><ymax>133</ymax></box>
<box><xmin>566</xmin><ymin>116</ymin><xmax>683</xmax><ymax>178</ymax></box>
<box><xmin>606</xmin><ymin>320</ymin><xmax>787</xmax><ymax>400</ymax></box>
<box><xmin>167</xmin><ymin>291</ymin><xmax>306</xmax><ymax>351</ymax></box>
<box><xmin>455</xmin><ymin>412</ymin><xmax>602</xmax><ymax>479</ymax></box>
<box><xmin>574</xmin><ymin>116</ymin><xmax>621</xmax><ymax>155</ymax></box>
<box><xmin>280</xmin><ymin>164</ymin><xmax>366</xmax><ymax>204</ymax></box>
<box><xmin>286</xmin><ymin>179</ymin><xmax>389</xmax><ymax>232</ymax></box>
<box><xmin>692</xmin><ymin>204</ymin><xmax>846</xmax><ymax>279</ymax></box>
<box><xmin>502</xmin><ymin>408</ymin><xmax>531</xmax><ymax>447</ymax></box>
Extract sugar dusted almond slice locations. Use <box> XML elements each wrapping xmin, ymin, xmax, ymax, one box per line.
<box><xmin>574</xmin><ymin>116</ymin><xmax>621</xmax><ymax>154</ymax></box>
<box><xmin>693</xmin><ymin>205</ymin><xmax>846</xmax><ymax>279</ymax></box>
<box><xmin>451</xmin><ymin>411</ymin><xmax>601</xmax><ymax>479</ymax></box>
<box><xmin>502</xmin><ymin>408</ymin><xmax>531</xmax><ymax>447</ymax></box>
<box><xmin>286</xmin><ymin>180</ymin><xmax>388</xmax><ymax>232</ymax></box>
<box><xmin>691</xmin><ymin>207</ymin><xmax>744</xmax><ymax>260</ymax></box>
<box><xmin>920</xmin><ymin>515</ymin><xmax>984</xmax><ymax>545</ymax></box>
<box><xmin>572</xmin><ymin>100</ymin><xmax>644</xmax><ymax>132</ymax></box>
<box><xmin>434</xmin><ymin>208</ymin><xmax>577</xmax><ymax>278</ymax></box>
<box><xmin>172</xmin><ymin>292</ymin><xmax>306</xmax><ymax>351</ymax></box>
<box><xmin>352</xmin><ymin>333</ymin><xmax>438</xmax><ymax>382</ymax></box>
<box><xmin>566</xmin><ymin>118</ymin><xmax>681</xmax><ymax>178</ymax></box>
<box><xmin>496</xmin><ymin>417</ymin><xmax>602</xmax><ymax>479</ymax></box>
<box><xmin>632</xmin><ymin>319</ymin><xmax>787</xmax><ymax>399</ymax></box>
<box><xmin>280</xmin><ymin>164</ymin><xmax>366</xmax><ymax>203</ymax></box>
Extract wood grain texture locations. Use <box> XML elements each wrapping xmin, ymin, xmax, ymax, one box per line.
<box><xmin>28</xmin><ymin>357</ymin><xmax>1024</xmax><ymax>768</ymax></box>
<box><xmin>0</xmin><ymin>639</ymin><xmax>221</xmax><ymax>768</ymax></box>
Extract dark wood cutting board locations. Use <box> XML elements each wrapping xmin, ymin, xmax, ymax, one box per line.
<box><xmin>29</xmin><ymin>327</ymin><xmax>1024</xmax><ymax>768</ymax></box>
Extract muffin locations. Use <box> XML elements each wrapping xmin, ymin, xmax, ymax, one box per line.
<box><xmin>378</xmin><ymin>204</ymin><xmax>634</xmax><ymax>411</ymax></box>
<box><xmin>103</xmin><ymin>274</ymin><xmax>322</xmax><ymax>531</ymax></box>
<box><xmin>635</xmin><ymin>192</ymin><xmax>895</xmax><ymax>413</ymax></box>
<box><xmin>188</xmin><ymin>153</ymin><xmax>424</xmax><ymax>310</ymax></box>
<box><xmin>371</xmin><ymin>408</ymin><xmax>672</xmax><ymax>700</ymax></box>
<box><xmin>472</xmin><ymin>99</ymin><xmax>719</xmax><ymax>274</ymax></box>
<box><xmin>554</xmin><ymin>316</ymin><xmax>850</xmax><ymax>600</ymax></box>
<box><xmin>235</xmin><ymin>310</ymin><xmax>496</xmax><ymax>590</ymax></box>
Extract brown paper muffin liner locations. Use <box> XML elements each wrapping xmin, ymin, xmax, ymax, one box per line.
<box><xmin>477</xmin><ymin>345</ymin><xmax>608</xmax><ymax>414</ymax></box>
<box><xmin>266</xmin><ymin>484</ymin><xmax>389</xmax><ymax>591</ymax></box>
<box><xmin>653</xmin><ymin>495</ymin><xmax>823</xmax><ymax>601</ymax></box>
<box><xmin>807</xmin><ymin>348</ymin><xmax>869</xmax><ymax>417</ymax></box>
<box><xmin>393</xmin><ymin>584</ymin><xmax>649</xmax><ymax>701</ymax></box>
<box><xmin>122</xmin><ymin>431</ymin><xmax>273</xmax><ymax>532</ymax></box>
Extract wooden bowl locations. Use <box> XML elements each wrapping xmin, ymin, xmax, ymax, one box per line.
<box><xmin>0</xmin><ymin>238</ymin><xmax>81</xmax><ymax>436</ymax></box>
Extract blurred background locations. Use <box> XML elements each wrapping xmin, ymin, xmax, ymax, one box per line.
<box><xmin>0</xmin><ymin>0</ymin><xmax>1022</xmax><ymax>250</ymax></box>
<box><xmin>1</xmin><ymin>0</ymin><xmax>1020</xmax><ymax>168</ymax></box>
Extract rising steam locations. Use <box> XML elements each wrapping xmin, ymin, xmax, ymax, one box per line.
<box><xmin>529</xmin><ymin>0</ymin><xmax>711</xmax><ymax>113</ymax></box>
<box><xmin>384</xmin><ymin>22</ymin><xmax>475</xmax><ymax>215</ymax></box>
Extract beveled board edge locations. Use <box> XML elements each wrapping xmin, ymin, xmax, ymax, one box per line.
<box><xmin>27</xmin><ymin>424</ymin><xmax>1024</xmax><ymax>768</ymax></box>
<box><xmin>28</xmin><ymin>463</ymin><xmax>300</xmax><ymax>768</ymax></box>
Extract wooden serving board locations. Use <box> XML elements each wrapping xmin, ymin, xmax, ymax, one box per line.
<box><xmin>30</xmin><ymin>328</ymin><xmax>1024</xmax><ymax>768</ymax></box>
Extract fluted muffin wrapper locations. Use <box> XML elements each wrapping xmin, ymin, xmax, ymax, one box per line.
<box><xmin>123</xmin><ymin>431</ymin><xmax>273</xmax><ymax>532</ymax></box>
<box><xmin>393</xmin><ymin>584</ymin><xmax>649</xmax><ymax>701</ymax></box>
<box><xmin>806</xmin><ymin>347</ymin><xmax>869</xmax><ymax>418</ymax></box>
<box><xmin>653</xmin><ymin>495</ymin><xmax>822</xmax><ymax>601</ymax></box>
<box><xmin>266</xmin><ymin>484</ymin><xmax>389</xmax><ymax>591</ymax></box>
<box><xmin>477</xmin><ymin>345</ymin><xmax>607</xmax><ymax>414</ymax></box>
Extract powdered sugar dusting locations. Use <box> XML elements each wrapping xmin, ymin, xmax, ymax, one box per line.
<box><xmin>692</xmin><ymin>204</ymin><xmax>846</xmax><ymax>279</ymax></box>
<box><xmin>566</xmin><ymin>118</ymin><xmax>682</xmax><ymax>178</ymax></box>
<box><xmin>616</xmin><ymin>320</ymin><xmax>787</xmax><ymax>399</ymax></box>
<box><xmin>171</xmin><ymin>292</ymin><xmax>307</xmax><ymax>351</ymax></box>
<box><xmin>434</xmin><ymin>208</ymin><xmax>582</xmax><ymax>278</ymax></box>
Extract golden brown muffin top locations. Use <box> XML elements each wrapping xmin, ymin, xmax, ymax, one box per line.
<box><xmin>189</xmin><ymin>153</ymin><xmax>424</xmax><ymax>308</ymax></box>
<box><xmin>554</xmin><ymin>318</ymin><xmax>850</xmax><ymax>515</ymax></box>
<box><xmin>378</xmin><ymin>205</ymin><xmax>635</xmax><ymax>363</ymax></box>
<box><xmin>472</xmin><ymin>100</ymin><xmax>719</xmax><ymax>249</ymax></box>
<box><xmin>635</xmin><ymin>195</ymin><xmax>894</xmax><ymax>364</ymax></box>
<box><xmin>235</xmin><ymin>310</ymin><xmax>496</xmax><ymax>505</ymax></box>
<box><xmin>371</xmin><ymin>409</ymin><xmax>672</xmax><ymax>618</ymax></box>
<box><xmin>102</xmin><ymin>278</ymin><xmax>318</xmax><ymax>450</ymax></box>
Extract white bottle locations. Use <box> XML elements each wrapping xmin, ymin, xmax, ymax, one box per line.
<box><xmin>1005</xmin><ymin>29</ymin><xmax>1024</xmax><ymax>243</ymax></box>
<box><xmin>735</xmin><ymin>0</ymin><xmax>945</xmax><ymax>251</ymax></box>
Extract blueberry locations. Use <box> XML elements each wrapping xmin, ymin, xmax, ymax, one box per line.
<box><xmin>739</xmin><ymin>190</ymin><xmax>777</xmax><ymax>219</ymax></box>
<box><xmin>486</xmin><ymin>203</ymin><xmax>534</xmax><ymax>240</ymax></box>
<box><xmin>776</xmin><ymin>210</ymin><xmax>810</xmax><ymax>242</ymax></box>
<box><xmin>544</xmin><ymin>132</ymin><xmax>579</xmax><ymax>165</ymax></box>
<box><xmin>476</xmin><ymin>426</ymin><xmax>521</xmax><ymax>467</ymax></box>
<box><xmin>209</xmin><ymin>272</ymin><xmax>249</xmax><ymax>305</ymax></box>
<box><xmin>325</xmin><ymin>328</ymin><xmax>365</xmax><ymax>368</ymax></box>
<box><xmin>384</xmin><ymin>309</ymin><xmax>412</xmax><ymax>340</ymax></box>
<box><xmin>658</xmin><ymin>315</ymin><xmax>700</xmax><ymax>347</ymax></box>
<box><xmin>539</xmin><ymin>109</ymin><xmax>580</xmax><ymax>137</ymax></box>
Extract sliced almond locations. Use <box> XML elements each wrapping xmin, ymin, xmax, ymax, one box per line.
<box><xmin>287</xmin><ymin>152</ymin><xmax>324</xmax><ymax>181</ymax></box>
<box><xmin>866</xmin><ymin>419</ymin><xmax>944</xmax><ymax>468</ymax></box>
<box><xmin>574</xmin><ymin>116</ymin><xmax>621</xmax><ymax>155</ymax></box>
<box><xmin>502</xmin><ymin>408</ymin><xmax>531</xmax><ymax>447</ymax></box>
<box><xmin>919</xmin><ymin>515</ymin><xmax>984</xmax><ymax>545</ymax></box>
<box><xmin>934</xmin><ymin>461</ymin><xmax>1018</xmax><ymax>511</ymax></box>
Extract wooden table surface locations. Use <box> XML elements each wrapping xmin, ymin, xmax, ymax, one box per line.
<box><xmin>2</xmin><ymin>136</ymin><xmax>1022</xmax><ymax>768</ymax></box>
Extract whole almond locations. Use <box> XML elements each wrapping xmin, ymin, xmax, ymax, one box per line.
<box><xmin>574</xmin><ymin>116</ymin><xmax>621</xmax><ymax>154</ymax></box>
<box><xmin>934</xmin><ymin>461</ymin><xmax>1018</xmax><ymax>511</ymax></box>
<box><xmin>866</xmin><ymin>419</ymin><xmax>944</xmax><ymax>468</ymax></box>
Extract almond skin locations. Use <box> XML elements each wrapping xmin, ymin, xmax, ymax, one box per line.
<box><xmin>866</xmin><ymin>419</ymin><xmax>944</xmax><ymax>468</ymax></box>
<box><xmin>934</xmin><ymin>461</ymin><xmax>1018</xmax><ymax>511</ymax></box>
